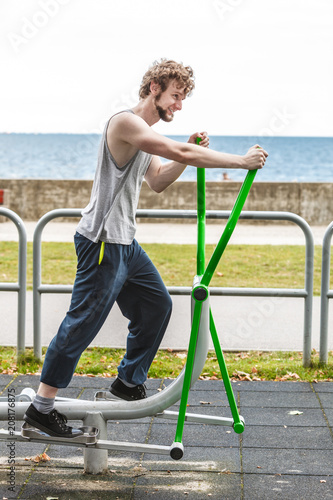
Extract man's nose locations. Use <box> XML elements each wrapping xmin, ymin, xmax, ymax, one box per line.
<box><xmin>175</xmin><ymin>100</ymin><xmax>182</xmax><ymax>111</ymax></box>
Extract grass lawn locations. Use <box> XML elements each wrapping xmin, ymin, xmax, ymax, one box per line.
<box><xmin>0</xmin><ymin>241</ymin><xmax>331</xmax><ymax>294</ymax></box>
<box><xmin>1</xmin><ymin>347</ymin><xmax>332</xmax><ymax>382</ymax></box>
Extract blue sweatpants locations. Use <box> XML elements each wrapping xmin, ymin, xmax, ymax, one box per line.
<box><xmin>40</xmin><ymin>232</ymin><xmax>172</xmax><ymax>388</ymax></box>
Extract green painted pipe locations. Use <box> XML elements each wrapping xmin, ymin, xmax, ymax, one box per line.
<box><xmin>201</xmin><ymin>168</ymin><xmax>257</xmax><ymax>287</ymax></box>
<box><xmin>196</xmin><ymin>137</ymin><xmax>206</xmax><ymax>276</ymax></box>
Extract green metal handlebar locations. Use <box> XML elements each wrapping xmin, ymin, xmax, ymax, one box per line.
<box><xmin>196</xmin><ymin>137</ymin><xmax>206</xmax><ymax>275</ymax></box>
<box><xmin>200</xmin><ymin>168</ymin><xmax>257</xmax><ymax>287</ymax></box>
<box><xmin>195</xmin><ymin>136</ymin><xmax>258</xmax><ymax>287</ymax></box>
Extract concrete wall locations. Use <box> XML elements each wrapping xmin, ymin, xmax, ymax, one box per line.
<box><xmin>0</xmin><ymin>178</ymin><xmax>332</xmax><ymax>225</ymax></box>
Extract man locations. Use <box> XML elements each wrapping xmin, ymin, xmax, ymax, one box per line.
<box><xmin>24</xmin><ymin>59</ymin><xmax>267</xmax><ymax>438</ymax></box>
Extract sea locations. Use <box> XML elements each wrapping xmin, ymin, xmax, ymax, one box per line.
<box><xmin>0</xmin><ymin>134</ymin><xmax>332</xmax><ymax>182</ymax></box>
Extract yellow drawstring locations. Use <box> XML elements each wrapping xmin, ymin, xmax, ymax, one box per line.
<box><xmin>98</xmin><ymin>241</ymin><xmax>105</xmax><ymax>265</ymax></box>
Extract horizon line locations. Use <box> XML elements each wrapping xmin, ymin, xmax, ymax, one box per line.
<box><xmin>0</xmin><ymin>132</ymin><xmax>332</xmax><ymax>139</ymax></box>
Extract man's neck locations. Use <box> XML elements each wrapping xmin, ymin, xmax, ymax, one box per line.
<box><xmin>131</xmin><ymin>97</ymin><xmax>160</xmax><ymax>127</ymax></box>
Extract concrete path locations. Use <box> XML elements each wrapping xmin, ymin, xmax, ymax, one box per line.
<box><xmin>0</xmin><ymin>220</ymin><xmax>329</xmax><ymax>245</ymax></box>
<box><xmin>1</xmin><ymin>291</ymin><xmax>332</xmax><ymax>352</ymax></box>
<box><xmin>0</xmin><ymin>375</ymin><xmax>332</xmax><ymax>499</ymax></box>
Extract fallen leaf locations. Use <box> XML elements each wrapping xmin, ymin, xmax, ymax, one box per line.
<box><xmin>276</xmin><ymin>372</ymin><xmax>300</xmax><ymax>381</ymax></box>
<box><xmin>26</xmin><ymin>452</ymin><xmax>51</xmax><ymax>463</ymax></box>
<box><xmin>232</xmin><ymin>370</ymin><xmax>252</xmax><ymax>381</ymax></box>
<box><xmin>219</xmin><ymin>469</ymin><xmax>231</xmax><ymax>474</ymax></box>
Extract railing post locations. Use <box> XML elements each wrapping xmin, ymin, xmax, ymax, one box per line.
<box><xmin>319</xmin><ymin>222</ymin><xmax>333</xmax><ymax>364</ymax></box>
<box><xmin>33</xmin><ymin>209</ymin><xmax>82</xmax><ymax>359</ymax></box>
<box><xmin>33</xmin><ymin>215</ymin><xmax>44</xmax><ymax>360</ymax></box>
<box><xmin>0</xmin><ymin>208</ymin><xmax>27</xmax><ymax>357</ymax></box>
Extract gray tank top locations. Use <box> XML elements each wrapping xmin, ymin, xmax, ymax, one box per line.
<box><xmin>76</xmin><ymin>111</ymin><xmax>152</xmax><ymax>244</ymax></box>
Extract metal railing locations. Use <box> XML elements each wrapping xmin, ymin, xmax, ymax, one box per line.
<box><xmin>0</xmin><ymin>208</ymin><xmax>27</xmax><ymax>355</ymax></box>
<box><xmin>319</xmin><ymin>221</ymin><xmax>333</xmax><ymax>363</ymax></box>
<box><xmin>32</xmin><ymin>208</ymin><xmax>314</xmax><ymax>366</ymax></box>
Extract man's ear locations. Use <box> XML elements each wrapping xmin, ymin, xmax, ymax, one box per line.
<box><xmin>150</xmin><ymin>80</ymin><xmax>161</xmax><ymax>96</ymax></box>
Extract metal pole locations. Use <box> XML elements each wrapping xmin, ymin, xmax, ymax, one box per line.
<box><xmin>17</xmin><ymin>215</ymin><xmax>27</xmax><ymax>356</ymax></box>
<box><xmin>0</xmin><ymin>208</ymin><xmax>27</xmax><ymax>357</ymax></box>
<box><xmin>201</xmin><ymin>170</ymin><xmax>257</xmax><ymax>288</ymax></box>
<box><xmin>209</xmin><ymin>309</ymin><xmax>244</xmax><ymax>433</ymax></box>
<box><xmin>83</xmin><ymin>412</ymin><xmax>108</xmax><ymax>474</ymax></box>
<box><xmin>33</xmin><ymin>209</ymin><xmax>82</xmax><ymax>359</ymax></box>
<box><xmin>172</xmin><ymin>294</ymin><xmax>209</xmax><ymax>456</ymax></box>
<box><xmin>33</xmin><ymin>215</ymin><xmax>44</xmax><ymax>360</ymax></box>
<box><xmin>196</xmin><ymin>138</ymin><xmax>205</xmax><ymax>276</ymax></box>
<box><xmin>319</xmin><ymin>222</ymin><xmax>333</xmax><ymax>364</ymax></box>
<box><xmin>303</xmin><ymin>223</ymin><xmax>314</xmax><ymax>367</ymax></box>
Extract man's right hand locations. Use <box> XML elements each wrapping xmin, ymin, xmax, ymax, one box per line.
<box><xmin>242</xmin><ymin>145</ymin><xmax>268</xmax><ymax>170</ymax></box>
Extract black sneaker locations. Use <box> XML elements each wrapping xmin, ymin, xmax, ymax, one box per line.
<box><xmin>110</xmin><ymin>378</ymin><xmax>147</xmax><ymax>401</ymax></box>
<box><xmin>23</xmin><ymin>404</ymin><xmax>83</xmax><ymax>438</ymax></box>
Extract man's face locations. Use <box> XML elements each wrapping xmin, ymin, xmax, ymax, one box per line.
<box><xmin>153</xmin><ymin>80</ymin><xmax>186</xmax><ymax>122</ymax></box>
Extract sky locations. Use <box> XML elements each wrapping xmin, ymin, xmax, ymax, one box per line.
<box><xmin>1</xmin><ymin>0</ymin><xmax>333</xmax><ymax>136</ymax></box>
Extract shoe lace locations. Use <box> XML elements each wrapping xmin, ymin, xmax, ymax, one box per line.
<box><xmin>49</xmin><ymin>409</ymin><xmax>71</xmax><ymax>431</ymax></box>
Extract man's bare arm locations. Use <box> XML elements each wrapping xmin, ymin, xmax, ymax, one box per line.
<box><xmin>145</xmin><ymin>131</ymin><xmax>209</xmax><ymax>193</ymax></box>
<box><xmin>144</xmin><ymin>156</ymin><xmax>188</xmax><ymax>193</ymax></box>
<box><xmin>113</xmin><ymin>113</ymin><xmax>267</xmax><ymax>171</ymax></box>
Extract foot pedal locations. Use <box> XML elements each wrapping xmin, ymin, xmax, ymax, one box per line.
<box><xmin>94</xmin><ymin>390</ymin><xmax>119</xmax><ymax>401</ymax></box>
<box><xmin>21</xmin><ymin>422</ymin><xmax>99</xmax><ymax>444</ymax></box>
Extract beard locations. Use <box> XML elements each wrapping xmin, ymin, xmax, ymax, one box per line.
<box><xmin>154</xmin><ymin>94</ymin><xmax>174</xmax><ymax>122</ymax></box>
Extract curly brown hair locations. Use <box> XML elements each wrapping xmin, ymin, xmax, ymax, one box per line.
<box><xmin>139</xmin><ymin>59</ymin><xmax>195</xmax><ymax>100</ymax></box>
